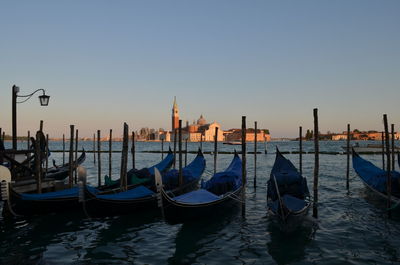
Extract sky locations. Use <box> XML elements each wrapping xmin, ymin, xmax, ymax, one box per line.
<box><xmin>1</xmin><ymin>0</ymin><xmax>399</xmax><ymax>138</ymax></box>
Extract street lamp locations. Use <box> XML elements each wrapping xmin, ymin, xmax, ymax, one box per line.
<box><xmin>12</xmin><ymin>85</ymin><xmax>50</xmax><ymax>150</ymax></box>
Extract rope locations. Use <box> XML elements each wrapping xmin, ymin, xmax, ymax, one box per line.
<box><xmin>226</xmin><ymin>192</ymin><xmax>245</xmax><ymax>203</ymax></box>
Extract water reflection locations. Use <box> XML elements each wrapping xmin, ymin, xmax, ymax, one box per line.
<box><xmin>168</xmin><ymin>209</ymin><xmax>240</xmax><ymax>264</ymax></box>
<box><xmin>266</xmin><ymin>218</ymin><xmax>316</xmax><ymax>265</ymax></box>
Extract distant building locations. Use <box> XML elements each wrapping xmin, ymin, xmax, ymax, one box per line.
<box><xmin>330</xmin><ymin>130</ymin><xmax>400</xmax><ymax>141</ymax></box>
<box><xmin>172</xmin><ymin>96</ymin><xmax>179</xmax><ymax>131</ymax></box>
<box><xmin>224</xmin><ymin>129</ymin><xmax>271</xmax><ymax>142</ymax></box>
<box><xmin>184</xmin><ymin>116</ymin><xmax>224</xmax><ymax>142</ymax></box>
<box><xmin>331</xmin><ymin>134</ymin><xmax>347</xmax><ymax>140</ymax></box>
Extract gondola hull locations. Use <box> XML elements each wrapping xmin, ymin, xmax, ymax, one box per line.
<box><xmin>352</xmin><ymin>150</ymin><xmax>400</xmax><ymax>207</ymax></box>
<box><xmin>160</xmin><ymin>187</ymin><xmax>242</xmax><ymax>224</ymax></box>
<box><xmin>266</xmin><ymin>149</ymin><xmax>310</xmax><ymax>229</ymax></box>
<box><xmin>6</xmin><ymin>188</ymin><xmax>80</xmax><ymax>216</ymax></box>
<box><xmin>267</xmin><ymin>202</ymin><xmax>311</xmax><ymax>230</ymax></box>
<box><xmin>84</xmin><ymin>150</ymin><xmax>206</xmax><ymax>217</ymax></box>
<box><xmin>83</xmin><ymin>180</ymin><xmax>200</xmax><ymax>217</ymax></box>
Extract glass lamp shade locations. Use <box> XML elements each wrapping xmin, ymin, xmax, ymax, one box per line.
<box><xmin>39</xmin><ymin>94</ymin><xmax>50</xmax><ymax>106</ymax></box>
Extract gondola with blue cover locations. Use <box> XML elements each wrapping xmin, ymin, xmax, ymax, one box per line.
<box><xmin>82</xmin><ymin>149</ymin><xmax>206</xmax><ymax>217</ymax></box>
<box><xmin>102</xmin><ymin>147</ymin><xmax>174</xmax><ymax>190</ymax></box>
<box><xmin>352</xmin><ymin>149</ymin><xmax>400</xmax><ymax>206</ymax></box>
<box><xmin>158</xmin><ymin>152</ymin><xmax>242</xmax><ymax>223</ymax></box>
<box><xmin>267</xmin><ymin>148</ymin><xmax>310</xmax><ymax>225</ymax></box>
<box><xmin>5</xmin><ymin>184</ymin><xmax>98</xmax><ymax>216</ymax></box>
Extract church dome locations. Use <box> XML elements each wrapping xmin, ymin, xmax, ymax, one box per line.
<box><xmin>197</xmin><ymin>114</ymin><xmax>206</xmax><ymax>126</ymax></box>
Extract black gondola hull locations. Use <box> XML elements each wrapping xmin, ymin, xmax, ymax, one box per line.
<box><xmin>161</xmin><ymin>188</ymin><xmax>242</xmax><ymax>224</ymax></box>
<box><xmin>7</xmin><ymin>188</ymin><xmax>80</xmax><ymax>216</ymax></box>
<box><xmin>267</xmin><ymin>202</ymin><xmax>311</xmax><ymax>231</ymax></box>
<box><xmin>83</xmin><ymin>180</ymin><xmax>200</xmax><ymax>217</ymax></box>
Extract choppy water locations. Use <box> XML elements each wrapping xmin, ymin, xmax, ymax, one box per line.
<box><xmin>1</xmin><ymin>140</ymin><xmax>400</xmax><ymax>264</ymax></box>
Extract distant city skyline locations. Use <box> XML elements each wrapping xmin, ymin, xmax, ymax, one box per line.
<box><xmin>1</xmin><ymin>1</ymin><xmax>399</xmax><ymax>138</ymax></box>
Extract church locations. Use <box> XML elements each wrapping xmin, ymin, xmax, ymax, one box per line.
<box><xmin>168</xmin><ymin>97</ymin><xmax>224</xmax><ymax>142</ymax></box>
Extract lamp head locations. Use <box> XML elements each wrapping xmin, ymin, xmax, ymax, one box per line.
<box><xmin>39</xmin><ymin>93</ymin><xmax>50</xmax><ymax>106</ymax></box>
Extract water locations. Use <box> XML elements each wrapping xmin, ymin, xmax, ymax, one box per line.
<box><xmin>1</xmin><ymin>140</ymin><xmax>400</xmax><ymax>264</ymax></box>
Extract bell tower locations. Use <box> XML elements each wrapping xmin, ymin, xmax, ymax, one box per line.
<box><xmin>172</xmin><ymin>96</ymin><xmax>179</xmax><ymax>131</ymax></box>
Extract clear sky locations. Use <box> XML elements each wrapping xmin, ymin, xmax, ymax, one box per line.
<box><xmin>1</xmin><ymin>0</ymin><xmax>399</xmax><ymax>138</ymax></box>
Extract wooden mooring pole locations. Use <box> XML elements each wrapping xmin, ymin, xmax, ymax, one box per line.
<box><xmin>46</xmin><ymin>133</ymin><xmax>49</xmax><ymax>175</ymax></box>
<box><xmin>241</xmin><ymin>116</ymin><xmax>246</xmax><ymax>217</ymax></box>
<box><xmin>161</xmin><ymin>138</ymin><xmax>164</xmax><ymax>160</ymax></box>
<box><xmin>299</xmin><ymin>126</ymin><xmax>303</xmax><ymax>175</ymax></box>
<box><xmin>131</xmin><ymin>131</ymin><xmax>135</xmax><ymax>169</ymax></box>
<box><xmin>382</xmin><ymin>131</ymin><xmax>385</xmax><ymax>170</ymax></box>
<box><xmin>35</xmin><ymin>131</ymin><xmax>42</xmax><ymax>193</ymax></box>
<box><xmin>313</xmin><ymin>108</ymin><xmax>319</xmax><ymax>219</ymax></box>
<box><xmin>346</xmin><ymin>124</ymin><xmax>350</xmax><ymax>190</ymax></box>
<box><xmin>200</xmin><ymin>132</ymin><xmax>203</xmax><ymax>150</ymax></box>
<box><xmin>97</xmin><ymin>130</ymin><xmax>101</xmax><ymax>187</ymax></box>
<box><xmin>391</xmin><ymin>124</ymin><xmax>395</xmax><ymax>171</ymax></box>
<box><xmin>68</xmin><ymin>125</ymin><xmax>74</xmax><ymax>188</ymax></box>
<box><xmin>214</xmin><ymin>127</ymin><xmax>218</xmax><ymax>175</ymax></box>
<box><xmin>93</xmin><ymin>133</ymin><xmax>96</xmax><ymax>164</ymax></box>
<box><xmin>27</xmin><ymin>131</ymin><xmax>30</xmax><ymax>149</ymax></box>
<box><xmin>383</xmin><ymin>115</ymin><xmax>391</xmax><ymax>218</ymax></box>
<box><xmin>40</xmin><ymin>120</ymin><xmax>43</xmax><ymax>132</ymax></box>
<box><xmin>74</xmin><ymin>129</ymin><xmax>78</xmax><ymax>183</ymax></box>
<box><xmin>185</xmin><ymin>138</ymin><xmax>188</xmax><ymax>167</ymax></box>
<box><xmin>27</xmin><ymin>131</ymin><xmax>31</xmax><ymax>168</ymax></box>
<box><xmin>173</xmin><ymin>129</ymin><xmax>177</xmax><ymax>169</ymax></box>
<box><xmin>109</xmin><ymin>129</ymin><xmax>112</xmax><ymax>178</ymax></box>
<box><xmin>62</xmin><ymin>134</ymin><xmax>65</xmax><ymax>165</ymax></box>
<box><xmin>178</xmin><ymin>120</ymin><xmax>183</xmax><ymax>186</ymax></box>
<box><xmin>254</xmin><ymin>121</ymin><xmax>257</xmax><ymax>188</ymax></box>
<box><xmin>120</xmin><ymin>123</ymin><xmax>129</xmax><ymax>191</ymax></box>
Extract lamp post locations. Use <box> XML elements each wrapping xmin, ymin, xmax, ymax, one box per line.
<box><xmin>12</xmin><ymin>85</ymin><xmax>50</xmax><ymax>150</ymax></box>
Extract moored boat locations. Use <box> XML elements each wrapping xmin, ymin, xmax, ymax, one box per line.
<box><xmin>352</xmin><ymin>149</ymin><xmax>400</xmax><ymax>207</ymax></box>
<box><xmin>102</xmin><ymin>148</ymin><xmax>174</xmax><ymax>190</ymax></box>
<box><xmin>267</xmin><ymin>149</ymin><xmax>310</xmax><ymax>228</ymax></box>
<box><xmin>82</xmin><ymin>150</ymin><xmax>206</xmax><ymax>217</ymax></box>
<box><xmin>157</xmin><ymin>152</ymin><xmax>242</xmax><ymax>224</ymax></box>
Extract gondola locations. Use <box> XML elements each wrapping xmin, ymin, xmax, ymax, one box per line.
<box><xmin>4</xmin><ymin>184</ymin><xmax>98</xmax><ymax>216</ymax></box>
<box><xmin>45</xmin><ymin>150</ymin><xmax>86</xmax><ymax>180</ymax></box>
<box><xmin>82</xmin><ymin>149</ymin><xmax>206</xmax><ymax>217</ymax></box>
<box><xmin>157</xmin><ymin>152</ymin><xmax>242</xmax><ymax>224</ymax></box>
<box><xmin>352</xmin><ymin>149</ymin><xmax>400</xmax><ymax>206</ymax></box>
<box><xmin>267</xmin><ymin>148</ymin><xmax>310</xmax><ymax>227</ymax></box>
<box><xmin>0</xmin><ymin>164</ymin><xmax>98</xmax><ymax>216</ymax></box>
<box><xmin>103</xmin><ymin>148</ymin><xmax>174</xmax><ymax>189</ymax></box>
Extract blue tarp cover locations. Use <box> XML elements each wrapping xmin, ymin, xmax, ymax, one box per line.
<box><xmin>105</xmin><ymin>152</ymin><xmax>174</xmax><ymax>186</ymax></box>
<box><xmin>353</xmin><ymin>153</ymin><xmax>400</xmax><ymax>194</ymax></box>
<box><xmin>267</xmin><ymin>150</ymin><xmax>309</xmax><ymax>201</ymax></box>
<box><xmin>148</xmin><ymin>152</ymin><xmax>175</xmax><ymax>175</ymax></box>
<box><xmin>163</xmin><ymin>153</ymin><xmax>205</xmax><ymax>187</ymax></box>
<box><xmin>173</xmin><ymin>189</ymin><xmax>220</xmax><ymax>204</ymax></box>
<box><xmin>95</xmin><ymin>185</ymin><xmax>154</xmax><ymax>200</ymax></box>
<box><xmin>269</xmin><ymin>194</ymin><xmax>307</xmax><ymax>213</ymax></box>
<box><xmin>21</xmin><ymin>186</ymin><xmax>98</xmax><ymax>200</ymax></box>
<box><xmin>201</xmin><ymin>154</ymin><xmax>242</xmax><ymax>196</ymax></box>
